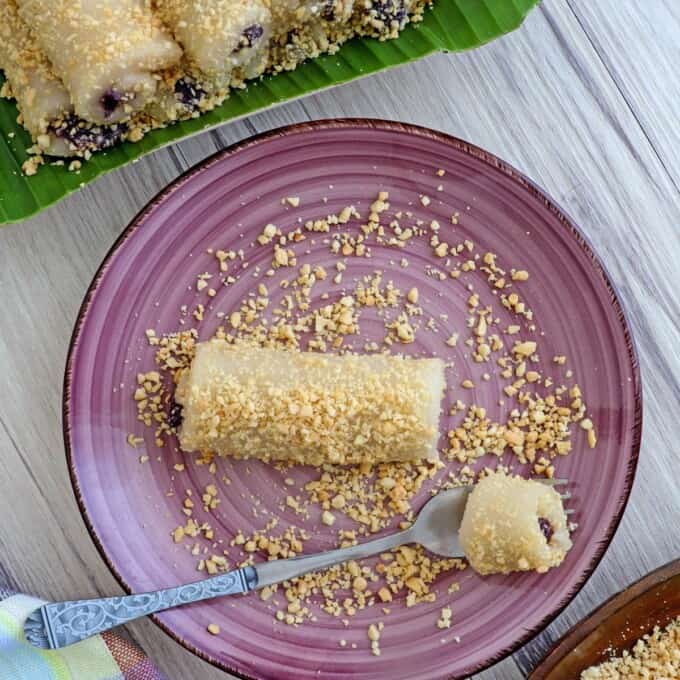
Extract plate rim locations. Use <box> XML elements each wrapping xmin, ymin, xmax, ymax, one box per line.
<box><xmin>63</xmin><ymin>117</ymin><xmax>643</xmax><ymax>680</ymax></box>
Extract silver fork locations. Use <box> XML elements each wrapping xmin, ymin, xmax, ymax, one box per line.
<box><xmin>24</xmin><ymin>479</ymin><xmax>570</xmax><ymax>649</ymax></box>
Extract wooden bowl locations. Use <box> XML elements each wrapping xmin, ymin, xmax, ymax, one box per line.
<box><xmin>530</xmin><ymin>559</ymin><xmax>680</xmax><ymax>679</ymax></box>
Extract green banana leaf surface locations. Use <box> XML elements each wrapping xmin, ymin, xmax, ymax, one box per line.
<box><xmin>0</xmin><ymin>0</ymin><xmax>539</xmax><ymax>225</ymax></box>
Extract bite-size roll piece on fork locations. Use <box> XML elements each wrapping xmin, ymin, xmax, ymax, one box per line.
<box><xmin>16</xmin><ymin>0</ymin><xmax>182</xmax><ymax>124</ymax></box>
<box><xmin>0</xmin><ymin>0</ymin><xmax>124</xmax><ymax>156</ymax></box>
<box><xmin>459</xmin><ymin>471</ymin><xmax>573</xmax><ymax>575</ymax></box>
<box><xmin>153</xmin><ymin>0</ymin><xmax>272</xmax><ymax>86</ymax></box>
<box><xmin>175</xmin><ymin>340</ymin><xmax>446</xmax><ymax>467</ymax></box>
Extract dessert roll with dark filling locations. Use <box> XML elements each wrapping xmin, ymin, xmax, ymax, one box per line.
<box><xmin>16</xmin><ymin>0</ymin><xmax>181</xmax><ymax>124</ymax></box>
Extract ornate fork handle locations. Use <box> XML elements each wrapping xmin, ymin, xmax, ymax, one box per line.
<box><xmin>27</xmin><ymin>526</ymin><xmax>416</xmax><ymax>649</ymax></box>
<box><xmin>32</xmin><ymin>567</ymin><xmax>257</xmax><ymax>649</ymax></box>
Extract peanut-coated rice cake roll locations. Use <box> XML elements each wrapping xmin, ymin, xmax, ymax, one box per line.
<box><xmin>153</xmin><ymin>0</ymin><xmax>272</xmax><ymax>86</ymax></box>
<box><xmin>0</xmin><ymin>0</ymin><xmax>71</xmax><ymax>152</ymax></box>
<box><xmin>16</xmin><ymin>0</ymin><xmax>181</xmax><ymax>124</ymax></box>
<box><xmin>266</xmin><ymin>0</ymin><xmax>357</xmax><ymax>74</ymax></box>
<box><xmin>459</xmin><ymin>471</ymin><xmax>572</xmax><ymax>575</ymax></box>
<box><xmin>175</xmin><ymin>340</ymin><xmax>446</xmax><ymax>466</ymax></box>
<box><xmin>268</xmin><ymin>0</ymin><xmax>354</xmax><ymax>31</ymax></box>
<box><xmin>0</xmin><ymin>0</ymin><xmax>124</xmax><ymax>155</ymax></box>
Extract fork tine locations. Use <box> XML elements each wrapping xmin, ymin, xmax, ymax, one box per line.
<box><xmin>565</xmin><ymin>509</ymin><xmax>575</xmax><ymax>515</ymax></box>
<box><xmin>560</xmin><ymin>491</ymin><xmax>572</xmax><ymax>500</ymax></box>
<box><xmin>538</xmin><ymin>478</ymin><xmax>568</xmax><ymax>487</ymax></box>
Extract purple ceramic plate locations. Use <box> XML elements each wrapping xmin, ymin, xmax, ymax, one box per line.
<box><xmin>65</xmin><ymin>120</ymin><xmax>642</xmax><ymax>680</ymax></box>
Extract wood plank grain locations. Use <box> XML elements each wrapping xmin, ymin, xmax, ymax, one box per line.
<box><xmin>0</xmin><ymin>1</ymin><xmax>679</xmax><ymax>679</ymax></box>
<box><xmin>567</xmin><ymin>0</ymin><xmax>680</xmax><ymax>190</ymax></box>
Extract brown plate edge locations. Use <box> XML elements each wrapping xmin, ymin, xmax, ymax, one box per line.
<box><xmin>61</xmin><ymin>118</ymin><xmax>644</xmax><ymax>680</ymax></box>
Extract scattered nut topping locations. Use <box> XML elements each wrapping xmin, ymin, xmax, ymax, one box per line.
<box><xmin>258</xmin><ymin>223</ymin><xmax>278</xmax><ymax>245</ymax></box>
<box><xmin>129</xmin><ymin>187</ymin><xmax>596</xmax><ymax>653</ymax></box>
<box><xmin>367</xmin><ymin>622</ymin><xmax>383</xmax><ymax>656</ymax></box>
<box><xmin>436</xmin><ymin>607</ymin><xmax>452</xmax><ymax>629</ymax></box>
<box><xmin>581</xmin><ymin>616</ymin><xmax>679</xmax><ymax>679</ymax></box>
<box><xmin>126</xmin><ymin>433</ymin><xmax>144</xmax><ymax>448</ymax></box>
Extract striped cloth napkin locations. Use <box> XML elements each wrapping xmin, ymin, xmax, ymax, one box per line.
<box><xmin>0</xmin><ymin>586</ymin><xmax>167</xmax><ymax>680</ymax></box>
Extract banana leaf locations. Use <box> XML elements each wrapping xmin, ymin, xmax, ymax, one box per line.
<box><xmin>0</xmin><ymin>0</ymin><xmax>539</xmax><ymax>224</ymax></box>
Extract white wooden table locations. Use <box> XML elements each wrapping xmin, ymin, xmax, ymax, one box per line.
<box><xmin>1</xmin><ymin>1</ymin><xmax>678</xmax><ymax>677</ymax></box>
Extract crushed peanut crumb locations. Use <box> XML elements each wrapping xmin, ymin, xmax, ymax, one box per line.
<box><xmin>581</xmin><ymin>617</ymin><xmax>679</xmax><ymax>679</ymax></box>
<box><xmin>128</xmin><ymin>186</ymin><xmax>596</xmax><ymax>649</ymax></box>
<box><xmin>437</xmin><ymin>607</ymin><xmax>452</xmax><ymax>629</ymax></box>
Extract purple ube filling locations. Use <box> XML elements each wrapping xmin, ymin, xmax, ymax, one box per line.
<box><xmin>538</xmin><ymin>517</ymin><xmax>554</xmax><ymax>543</ymax></box>
<box><xmin>369</xmin><ymin>0</ymin><xmax>407</xmax><ymax>26</ymax></box>
<box><xmin>174</xmin><ymin>78</ymin><xmax>206</xmax><ymax>110</ymax></box>
<box><xmin>236</xmin><ymin>24</ymin><xmax>264</xmax><ymax>52</ymax></box>
<box><xmin>167</xmin><ymin>402</ymin><xmax>184</xmax><ymax>429</ymax></box>
<box><xmin>100</xmin><ymin>89</ymin><xmax>123</xmax><ymax>118</ymax></box>
<box><xmin>51</xmin><ymin>115</ymin><xmax>126</xmax><ymax>152</ymax></box>
<box><xmin>321</xmin><ymin>0</ymin><xmax>338</xmax><ymax>20</ymax></box>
